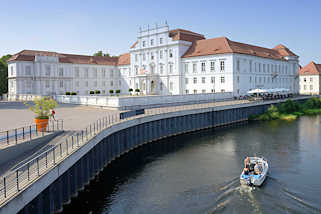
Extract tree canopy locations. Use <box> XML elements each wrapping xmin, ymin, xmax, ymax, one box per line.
<box><xmin>0</xmin><ymin>54</ymin><xmax>12</xmax><ymax>95</ymax></box>
<box><xmin>93</xmin><ymin>51</ymin><xmax>110</xmax><ymax>57</ymax></box>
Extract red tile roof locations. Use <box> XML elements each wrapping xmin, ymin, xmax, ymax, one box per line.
<box><xmin>299</xmin><ymin>61</ymin><xmax>321</xmax><ymax>75</ymax></box>
<box><xmin>182</xmin><ymin>37</ymin><xmax>297</xmax><ymax>60</ymax></box>
<box><xmin>8</xmin><ymin>50</ymin><xmax>130</xmax><ymax>66</ymax></box>
<box><xmin>117</xmin><ymin>53</ymin><xmax>130</xmax><ymax>66</ymax></box>
<box><xmin>130</xmin><ymin>41</ymin><xmax>138</xmax><ymax>49</ymax></box>
<box><xmin>169</xmin><ymin>29</ymin><xmax>205</xmax><ymax>42</ymax></box>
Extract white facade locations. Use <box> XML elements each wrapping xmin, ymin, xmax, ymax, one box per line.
<box><xmin>8</xmin><ymin>24</ymin><xmax>300</xmax><ymax>98</ymax></box>
<box><xmin>299</xmin><ymin>75</ymin><xmax>321</xmax><ymax>95</ymax></box>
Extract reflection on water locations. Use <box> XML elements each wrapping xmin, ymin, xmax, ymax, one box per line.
<box><xmin>62</xmin><ymin>116</ymin><xmax>321</xmax><ymax>214</ymax></box>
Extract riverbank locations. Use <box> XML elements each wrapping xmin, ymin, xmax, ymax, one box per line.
<box><xmin>249</xmin><ymin>97</ymin><xmax>321</xmax><ymax>121</ymax></box>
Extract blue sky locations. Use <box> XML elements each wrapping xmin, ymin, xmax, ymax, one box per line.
<box><xmin>1</xmin><ymin>0</ymin><xmax>320</xmax><ymax>65</ymax></box>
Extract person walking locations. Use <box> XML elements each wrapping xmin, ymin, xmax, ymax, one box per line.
<box><xmin>51</xmin><ymin>109</ymin><xmax>56</xmax><ymax>121</ymax></box>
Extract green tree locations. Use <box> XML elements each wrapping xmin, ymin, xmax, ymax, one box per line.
<box><xmin>0</xmin><ymin>54</ymin><xmax>12</xmax><ymax>95</ymax></box>
<box><xmin>93</xmin><ymin>51</ymin><xmax>110</xmax><ymax>57</ymax></box>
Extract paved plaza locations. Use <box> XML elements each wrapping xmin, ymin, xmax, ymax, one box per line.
<box><xmin>0</xmin><ymin>102</ymin><xmax>120</xmax><ymax>131</ymax></box>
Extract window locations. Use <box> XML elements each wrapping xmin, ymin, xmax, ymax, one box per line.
<box><xmin>169</xmin><ymin>64</ymin><xmax>173</xmax><ymax>73</ymax></box>
<box><xmin>151</xmin><ymin>39</ymin><xmax>154</xmax><ymax>46</ymax></box>
<box><xmin>151</xmin><ymin>52</ymin><xmax>154</xmax><ymax>60</ymax></box>
<box><xmin>310</xmin><ymin>78</ymin><xmax>313</xmax><ymax>82</ymax></box>
<box><xmin>249</xmin><ymin>76</ymin><xmax>252</xmax><ymax>83</ymax></box>
<box><xmin>210</xmin><ymin>61</ymin><xmax>215</xmax><ymax>72</ymax></box>
<box><xmin>211</xmin><ymin>76</ymin><xmax>215</xmax><ymax>83</ymax></box>
<box><xmin>135</xmin><ymin>54</ymin><xmax>138</xmax><ymax>62</ymax></box>
<box><xmin>201</xmin><ymin>62</ymin><xmax>206</xmax><ymax>72</ymax></box>
<box><xmin>76</xmin><ymin>81</ymin><xmax>79</xmax><ymax>87</ymax></box>
<box><xmin>237</xmin><ymin>59</ymin><xmax>240</xmax><ymax>71</ymax></box>
<box><xmin>202</xmin><ymin>77</ymin><xmax>206</xmax><ymax>83</ymax></box>
<box><xmin>185</xmin><ymin>90</ymin><xmax>189</xmax><ymax>94</ymax></box>
<box><xmin>221</xmin><ymin>89</ymin><xmax>225</xmax><ymax>92</ymax></box>
<box><xmin>45</xmin><ymin>80</ymin><xmax>50</xmax><ymax>88</ymax></box>
<box><xmin>75</xmin><ymin>67</ymin><xmax>80</xmax><ymax>78</ymax></box>
<box><xmin>94</xmin><ymin>81</ymin><xmax>97</xmax><ymax>87</ymax></box>
<box><xmin>169</xmin><ymin>49</ymin><xmax>173</xmax><ymax>58</ymax></box>
<box><xmin>185</xmin><ymin>78</ymin><xmax>188</xmax><ymax>84</ymax></box>
<box><xmin>119</xmin><ymin>80</ymin><xmax>121</xmax><ymax>86</ymax></box>
<box><xmin>142</xmin><ymin>41</ymin><xmax>146</xmax><ymax>47</ymax></box>
<box><xmin>26</xmin><ymin>80</ymin><xmax>31</xmax><ymax>88</ymax></box>
<box><xmin>193</xmin><ymin>77</ymin><xmax>197</xmax><ymax>84</ymax></box>
<box><xmin>84</xmin><ymin>68</ymin><xmax>89</xmax><ymax>78</ymax></box>
<box><xmin>237</xmin><ymin>76</ymin><xmax>240</xmax><ymax>83</ymax></box>
<box><xmin>102</xmin><ymin>69</ymin><xmax>106</xmax><ymax>78</ymax></box>
<box><xmin>93</xmin><ymin>68</ymin><xmax>97</xmax><ymax>78</ymax></box>
<box><xmin>160</xmin><ymin>38</ymin><xmax>163</xmax><ymax>44</ymax></box>
<box><xmin>220</xmin><ymin>61</ymin><xmax>225</xmax><ymax>71</ymax></box>
<box><xmin>249</xmin><ymin>61</ymin><xmax>252</xmax><ymax>72</ymax></box>
<box><xmin>110</xmin><ymin>70</ymin><xmax>114</xmax><ymax>78</ymax></box>
<box><xmin>160</xmin><ymin>82</ymin><xmax>163</xmax><ymax>91</ymax></box>
<box><xmin>102</xmin><ymin>81</ymin><xmax>106</xmax><ymax>86</ymax></box>
<box><xmin>135</xmin><ymin>66</ymin><xmax>138</xmax><ymax>75</ymax></box>
<box><xmin>10</xmin><ymin>67</ymin><xmax>13</xmax><ymax>76</ymax></box>
<box><xmin>193</xmin><ymin>89</ymin><xmax>197</xmax><ymax>94</ymax></box>
<box><xmin>310</xmin><ymin>85</ymin><xmax>313</xmax><ymax>90</ymax></box>
<box><xmin>59</xmin><ymin>68</ymin><xmax>64</xmax><ymax>77</ymax></box>
<box><xmin>304</xmin><ymin>85</ymin><xmax>307</xmax><ymax>90</ymax></box>
<box><xmin>263</xmin><ymin>64</ymin><xmax>266</xmax><ymax>73</ymax></box>
<box><xmin>202</xmin><ymin>89</ymin><xmax>206</xmax><ymax>93</ymax></box>
<box><xmin>193</xmin><ymin>63</ymin><xmax>197</xmax><ymax>73</ymax></box>
<box><xmin>170</xmin><ymin>82</ymin><xmax>173</xmax><ymax>91</ymax></box>
<box><xmin>110</xmin><ymin>81</ymin><xmax>113</xmax><ymax>86</ymax></box>
<box><xmin>25</xmin><ymin>66</ymin><xmax>31</xmax><ymax>75</ymax></box>
<box><xmin>304</xmin><ymin>78</ymin><xmax>306</xmax><ymax>82</ymax></box>
<box><xmin>185</xmin><ymin>64</ymin><xmax>188</xmax><ymax>73</ymax></box>
<box><xmin>160</xmin><ymin>64</ymin><xmax>163</xmax><ymax>74</ymax></box>
<box><xmin>143</xmin><ymin>54</ymin><xmax>146</xmax><ymax>61</ymax></box>
<box><xmin>160</xmin><ymin>50</ymin><xmax>163</xmax><ymax>59</ymax></box>
<box><xmin>221</xmin><ymin>76</ymin><xmax>225</xmax><ymax>83</ymax></box>
<box><xmin>85</xmin><ymin>81</ymin><xmax>88</xmax><ymax>87</ymax></box>
<box><xmin>45</xmin><ymin>65</ymin><xmax>51</xmax><ymax>76</ymax></box>
<box><xmin>59</xmin><ymin>80</ymin><xmax>64</xmax><ymax>88</ymax></box>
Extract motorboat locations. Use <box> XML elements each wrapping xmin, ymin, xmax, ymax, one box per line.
<box><xmin>240</xmin><ymin>157</ymin><xmax>269</xmax><ymax>186</ymax></box>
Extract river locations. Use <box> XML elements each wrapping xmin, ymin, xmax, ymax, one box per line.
<box><xmin>62</xmin><ymin>115</ymin><xmax>321</xmax><ymax>214</ymax></box>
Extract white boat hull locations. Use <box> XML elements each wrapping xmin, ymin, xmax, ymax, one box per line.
<box><xmin>240</xmin><ymin>157</ymin><xmax>269</xmax><ymax>186</ymax></box>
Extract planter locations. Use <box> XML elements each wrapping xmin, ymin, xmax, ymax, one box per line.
<box><xmin>34</xmin><ymin>118</ymin><xmax>49</xmax><ymax>132</ymax></box>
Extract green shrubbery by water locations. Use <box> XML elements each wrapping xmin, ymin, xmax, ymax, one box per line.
<box><xmin>250</xmin><ymin>97</ymin><xmax>321</xmax><ymax>121</ymax></box>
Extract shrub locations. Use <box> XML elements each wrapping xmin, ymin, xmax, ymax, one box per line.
<box><xmin>89</xmin><ymin>91</ymin><xmax>95</xmax><ymax>95</ymax></box>
<box><xmin>65</xmin><ymin>91</ymin><xmax>71</xmax><ymax>95</ymax></box>
<box><xmin>278</xmin><ymin>99</ymin><xmax>299</xmax><ymax>114</ymax></box>
<box><xmin>95</xmin><ymin>90</ymin><xmax>100</xmax><ymax>94</ymax></box>
<box><xmin>71</xmin><ymin>92</ymin><xmax>77</xmax><ymax>95</ymax></box>
<box><xmin>109</xmin><ymin>90</ymin><xmax>114</xmax><ymax>94</ymax></box>
<box><xmin>116</xmin><ymin>89</ymin><xmax>121</xmax><ymax>94</ymax></box>
<box><xmin>302</xmin><ymin>97</ymin><xmax>321</xmax><ymax>109</ymax></box>
<box><xmin>128</xmin><ymin>88</ymin><xmax>133</xmax><ymax>92</ymax></box>
<box><xmin>135</xmin><ymin>89</ymin><xmax>140</xmax><ymax>92</ymax></box>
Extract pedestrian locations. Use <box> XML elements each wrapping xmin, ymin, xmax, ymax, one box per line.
<box><xmin>51</xmin><ymin>109</ymin><xmax>56</xmax><ymax>121</ymax></box>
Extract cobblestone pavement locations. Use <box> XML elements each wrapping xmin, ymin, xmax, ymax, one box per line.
<box><xmin>0</xmin><ymin>102</ymin><xmax>120</xmax><ymax>131</ymax></box>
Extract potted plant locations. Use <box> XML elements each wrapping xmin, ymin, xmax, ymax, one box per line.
<box><xmin>116</xmin><ymin>89</ymin><xmax>121</xmax><ymax>96</ymax></box>
<box><xmin>65</xmin><ymin>91</ymin><xmax>71</xmax><ymax>95</ymax></box>
<box><xmin>24</xmin><ymin>97</ymin><xmax>58</xmax><ymax>132</ymax></box>
<box><xmin>128</xmin><ymin>88</ymin><xmax>133</xmax><ymax>95</ymax></box>
<box><xmin>71</xmin><ymin>92</ymin><xmax>77</xmax><ymax>95</ymax></box>
<box><xmin>109</xmin><ymin>90</ymin><xmax>114</xmax><ymax>95</ymax></box>
<box><xmin>135</xmin><ymin>88</ymin><xmax>140</xmax><ymax>95</ymax></box>
<box><xmin>90</xmin><ymin>91</ymin><xmax>95</xmax><ymax>95</ymax></box>
<box><xmin>95</xmin><ymin>90</ymin><xmax>100</xmax><ymax>94</ymax></box>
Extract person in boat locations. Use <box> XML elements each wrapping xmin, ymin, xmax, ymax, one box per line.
<box><xmin>243</xmin><ymin>167</ymin><xmax>249</xmax><ymax>175</ymax></box>
<box><xmin>244</xmin><ymin>157</ymin><xmax>250</xmax><ymax>168</ymax></box>
<box><xmin>254</xmin><ymin>162</ymin><xmax>262</xmax><ymax>175</ymax></box>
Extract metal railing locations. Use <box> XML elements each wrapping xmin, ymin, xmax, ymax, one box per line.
<box><xmin>0</xmin><ymin>97</ymin><xmax>303</xmax><ymax>206</ymax></box>
<box><xmin>0</xmin><ymin>120</ymin><xmax>63</xmax><ymax>148</ymax></box>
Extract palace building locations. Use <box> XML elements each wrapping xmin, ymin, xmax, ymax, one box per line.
<box><xmin>7</xmin><ymin>23</ymin><xmax>300</xmax><ymax>97</ymax></box>
<box><xmin>299</xmin><ymin>62</ymin><xmax>321</xmax><ymax>95</ymax></box>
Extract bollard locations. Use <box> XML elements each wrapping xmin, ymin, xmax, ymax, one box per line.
<box><xmin>37</xmin><ymin>157</ymin><xmax>40</xmax><ymax>176</ymax></box>
<box><xmin>22</xmin><ymin>127</ymin><xmax>25</xmax><ymax>140</ymax></box>
<box><xmin>60</xmin><ymin>143</ymin><xmax>62</xmax><ymax>157</ymax></box>
<box><xmin>45</xmin><ymin>152</ymin><xmax>48</xmax><ymax>168</ymax></box>
<box><xmin>53</xmin><ymin>147</ymin><xmax>56</xmax><ymax>165</ymax></box>
<box><xmin>3</xmin><ymin>177</ymin><xmax>6</xmax><ymax>198</ymax></box>
<box><xmin>27</xmin><ymin>162</ymin><xmax>30</xmax><ymax>181</ymax></box>
<box><xmin>6</xmin><ymin>130</ymin><xmax>9</xmax><ymax>145</ymax></box>
<box><xmin>15</xmin><ymin>129</ymin><xmax>17</xmax><ymax>144</ymax></box>
<box><xmin>16</xmin><ymin>170</ymin><xmax>19</xmax><ymax>192</ymax></box>
<box><xmin>29</xmin><ymin>125</ymin><xmax>32</xmax><ymax>141</ymax></box>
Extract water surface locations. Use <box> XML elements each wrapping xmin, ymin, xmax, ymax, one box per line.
<box><xmin>62</xmin><ymin>115</ymin><xmax>321</xmax><ymax>214</ymax></box>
